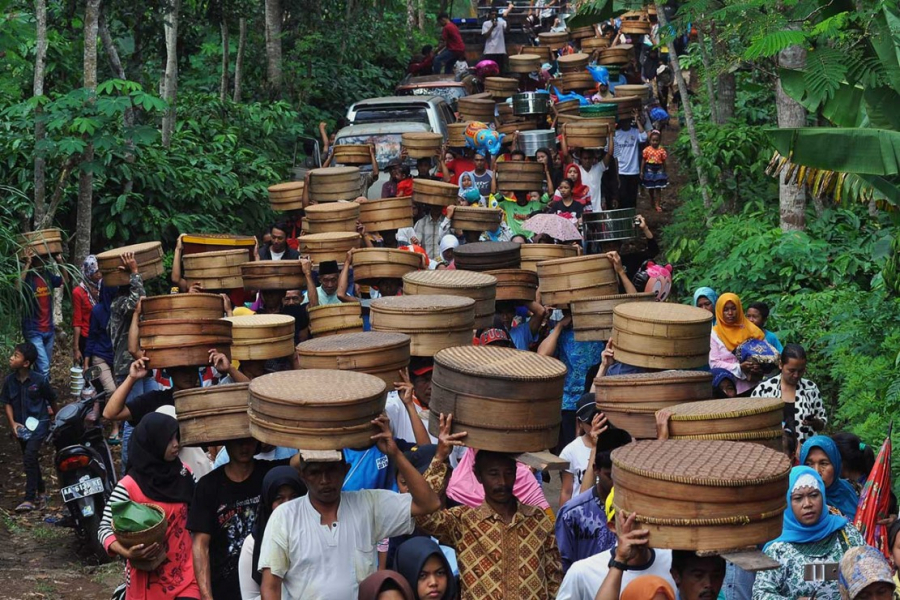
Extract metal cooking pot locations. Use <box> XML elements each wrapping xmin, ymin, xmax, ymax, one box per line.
<box><xmin>518</xmin><ymin>130</ymin><xmax>557</xmax><ymax>157</ymax></box>
<box><xmin>513</xmin><ymin>92</ymin><xmax>551</xmax><ymax>116</ymax></box>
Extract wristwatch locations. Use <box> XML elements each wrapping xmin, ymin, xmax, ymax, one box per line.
<box><xmin>608</xmin><ymin>556</ymin><xmax>630</xmax><ymax>571</ymax></box>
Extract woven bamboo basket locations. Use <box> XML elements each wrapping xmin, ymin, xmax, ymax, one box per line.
<box><xmin>401</xmin><ymin>132</ymin><xmax>443</xmax><ymax>158</ymax></box>
<box><xmin>296</xmin><ymin>331</ymin><xmax>410</xmax><ymax>388</ymax></box>
<box><xmin>538</xmin><ymin>31</ymin><xmax>570</xmax><ymax>49</ymax></box>
<box><xmin>495</xmin><ymin>160</ymin><xmax>545</xmax><ymax>192</ymax></box>
<box><xmin>182</xmin><ymin>249</ymin><xmax>246</xmax><ymax>290</ymax></box>
<box><xmin>660</xmin><ymin>397</ymin><xmax>784</xmax><ymax>449</ymax></box>
<box><xmin>569</xmin><ymin>26</ymin><xmax>596</xmax><ymax>40</ymax></box>
<box><xmin>558</xmin><ymin>53</ymin><xmax>591</xmax><ymax>73</ymax></box>
<box><xmin>599</xmin><ymin>44</ymin><xmax>633</xmax><ymax>63</ymax></box>
<box><xmin>564</xmin><ymin>121</ymin><xmax>609</xmax><ymax>149</ymax></box>
<box><xmin>581</xmin><ymin>37</ymin><xmax>611</xmax><ymax>52</ymax></box>
<box><xmin>413</xmin><ymin>178</ymin><xmax>459</xmax><ymax>207</ymax></box>
<box><xmin>523</xmin><ymin>45</ymin><xmax>554</xmax><ymax>62</ymax></box>
<box><xmin>450</xmin><ymin>206</ymin><xmax>503</xmax><ymax>233</ymax></box>
<box><xmin>560</xmin><ymin>71</ymin><xmax>597</xmax><ymax>93</ymax></box>
<box><xmin>359</xmin><ymin>196</ymin><xmax>414</xmax><ymax>231</ymax></box>
<box><xmin>224</xmin><ymin>314</ymin><xmax>296</xmax><ymax>361</ymax></box>
<box><xmin>614</xmin><ymin>84</ymin><xmax>652</xmax><ymax>101</ymax></box>
<box><xmin>496</xmin><ymin>120</ymin><xmax>542</xmax><ymax>136</ymax></box>
<box><xmin>571</xmin><ymin>292</ymin><xmax>656</xmax><ymax>341</ymax></box>
<box><xmin>486</xmin><ymin>269</ymin><xmax>539</xmax><ymax>302</ymax></box>
<box><xmin>620</xmin><ymin>11</ymin><xmax>652</xmax><ymax>34</ymax></box>
<box><xmin>454</xmin><ymin>241</ymin><xmax>521</xmax><ymax>271</ymax></box>
<box><xmin>429</xmin><ymin>346</ymin><xmax>567</xmax><ymax>452</ymax></box>
<box><xmin>308</xmin><ymin>302</ymin><xmax>363</xmax><ymax>337</ymax></box>
<box><xmin>140</xmin><ymin>293</ymin><xmax>225</xmax><ymax>322</ymax></box>
<box><xmin>598</xmin><ymin>402</ymin><xmax>660</xmax><ymax>439</ymax></box>
<box><xmin>448</xmin><ymin>123</ymin><xmax>469</xmax><ymax>147</ymax></box>
<box><xmin>248</xmin><ymin>370</ymin><xmax>387</xmax><ymax>449</ymax></box>
<box><xmin>240</xmin><ymin>260</ymin><xmax>305</xmax><ymax>291</ymax></box>
<box><xmin>536</xmin><ymin>254</ymin><xmax>618</xmax><ymax>306</ymax></box>
<box><xmin>497</xmin><ymin>102</ymin><xmax>515</xmax><ymax>123</ymax></box>
<box><xmin>308</xmin><ymin>167</ymin><xmax>361</xmax><ymax>202</ymax></box>
<box><xmin>332</xmin><ymin>144</ymin><xmax>372</xmax><ymax>166</ymax></box>
<box><xmin>556</xmin><ymin>113</ymin><xmax>588</xmax><ymax>126</ymax></box>
<box><xmin>509</xmin><ymin>53</ymin><xmax>541</xmax><ymax>73</ymax></box>
<box><xmin>268</xmin><ymin>182</ymin><xmax>305</xmax><ymax>212</ymax></box>
<box><xmin>139</xmin><ymin>318</ymin><xmax>232</xmax><ymax>368</ymax></box>
<box><xmin>403</xmin><ymin>270</ymin><xmax>497</xmax><ymax>330</ymax></box>
<box><xmin>611</xmin><ymin>303</ymin><xmax>713</xmax><ymax>369</ymax></box>
<box><xmin>555</xmin><ymin>99</ymin><xmax>581</xmax><ymax>114</ymax></box>
<box><xmin>18</xmin><ymin>228</ymin><xmax>64</xmax><ymax>257</ymax></box>
<box><xmin>602</xmin><ymin>95</ymin><xmax>643</xmax><ymax>119</ymax></box>
<box><xmin>595</xmin><ymin>370</ymin><xmax>714</xmax><ymax>408</ymax></box>
<box><xmin>305</xmin><ymin>202</ymin><xmax>360</xmax><ymax>234</ymax></box>
<box><xmin>520</xmin><ymin>243</ymin><xmax>580</xmax><ymax>272</ymax></box>
<box><xmin>113</xmin><ymin>503</ymin><xmax>168</xmax><ymax>571</ymax></box>
<box><xmin>352</xmin><ymin>248</ymin><xmax>422</xmax><ymax>283</ymax></box>
<box><xmin>612</xmin><ymin>440</ymin><xmax>791</xmax><ymax>551</ymax></box>
<box><xmin>97</xmin><ymin>242</ymin><xmax>164</xmax><ymax>287</ymax></box>
<box><xmin>174</xmin><ymin>383</ymin><xmax>251</xmax><ymax>446</ymax></box>
<box><xmin>484</xmin><ymin>77</ymin><xmax>519</xmax><ymax>99</ymax></box>
<box><xmin>181</xmin><ymin>233</ymin><xmax>257</xmax><ymax>260</ymax></box>
<box><xmin>299</xmin><ymin>232</ymin><xmax>361</xmax><ymax>265</ymax></box>
<box><xmin>370</xmin><ymin>295</ymin><xmax>475</xmax><ymax>356</ymax></box>
<box><xmin>457</xmin><ymin>98</ymin><xmax>496</xmax><ymax>122</ymax></box>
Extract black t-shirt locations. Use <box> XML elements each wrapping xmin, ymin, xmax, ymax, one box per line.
<box><xmin>186</xmin><ymin>459</ymin><xmax>289</xmax><ymax>600</ymax></box>
<box><xmin>547</xmin><ymin>199</ymin><xmax>586</xmax><ymax>223</ymax></box>
<box><xmin>126</xmin><ymin>388</ymin><xmax>174</xmax><ymax>426</ymax></box>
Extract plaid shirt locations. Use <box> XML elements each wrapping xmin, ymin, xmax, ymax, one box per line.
<box><xmin>108</xmin><ymin>273</ymin><xmax>144</xmax><ymax>380</ymax></box>
<box><xmin>416</xmin><ymin>459</ymin><xmax>562</xmax><ymax>599</ymax></box>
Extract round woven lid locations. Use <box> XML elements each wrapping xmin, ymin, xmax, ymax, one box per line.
<box><xmin>308</xmin><ymin>302</ymin><xmax>361</xmax><ymax>314</ymax></box>
<box><xmin>173</xmin><ymin>382</ymin><xmax>249</xmax><ymax>401</ymax></box>
<box><xmin>454</xmin><ymin>241</ymin><xmax>521</xmax><ymax>257</ymax></box>
<box><xmin>223</xmin><ymin>314</ymin><xmax>295</xmax><ymax>329</ymax></box>
<box><xmin>613</xmin><ymin>302</ymin><xmax>713</xmax><ymax>324</ymax></box>
<box><xmin>370</xmin><ymin>294</ymin><xmax>474</xmax><ymax>313</ymax></box>
<box><xmin>558</xmin><ymin>53</ymin><xmax>590</xmax><ymax>64</ymax></box>
<box><xmin>96</xmin><ymin>241</ymin><xmax>161</xmax><ymax>259</ymax></box>
<box><xmin>301</xmin><ymin>232</ymin><xmax>360</xmax><ymax>242</ymax></box>
<box><xmin>612</xmin><ymin>440</ymin><xmax>792</xmax><ymax>486</ymax></box>
<box><xmin>184</xmin><ymin>249</ymin><xmax>247</xmax><ymax>259</ymax></box>
<box><xmin>268</xmin><ymin>182</ymin><xmax>304</xmax><ymax>192</ymax></box>
<box><xmin>305</xmin><ymin>203</ymin><xmax>358</xmax><ymax>216</ymax></box>
<box><xmin>537</xmin><ymin>254</ymin><xmax>610</xmax><ymax>268</ymax></box>
<box><xmin>311</xmin><ymin>166</ymin><xmax>359</xmax><ymax>176</ymax></box>
<box><xmin>403</xmin><ymin>132</ymin><xmax>443</xmax><ymax>142</ymax></box>
<box><xmin>249</xmin><ymin>369</ymin><xmax>386</xmax><ymax>405</ymax></box>
<box><xmin>435</xmin><ymin>346</ymin><xmax>566</xmax><ymax>380</ymax></box>
<box><xmin>403</xmin><ymin>270</ymin><xmax>497</xmax><ymax>289</ymax></box>
<box><xmin>296</xmin><ymin>331</ymin><xmax>410</xmax><ymax>354</ymax></box>
<box><xmin>667</xmin><ymin>397</ymin><xmax>784</xmax><ymax>421</ymax></box>
<box><xmin>597</xmin><ymin>370</ymin><xmax>713</xmax><ymax>387</ymax></box>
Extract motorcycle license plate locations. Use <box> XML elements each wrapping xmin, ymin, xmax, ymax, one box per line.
<box><xmin>60</xmin><ymin>477</ymin><xmax>104</xmax><ymax>503</ymax></box>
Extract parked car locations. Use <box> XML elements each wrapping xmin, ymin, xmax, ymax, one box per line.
<box><xmin>395</xmin><ymin>74</ymin><xmax>475</xmax><ymax>110</ymax></box>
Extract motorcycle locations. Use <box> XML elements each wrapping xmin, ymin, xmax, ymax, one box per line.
<box><xmin>49</xmin><ymin>364</ymin><xmax>118</xmax><ymax>561</ymax></box>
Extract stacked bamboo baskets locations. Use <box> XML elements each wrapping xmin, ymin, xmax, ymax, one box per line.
<box><xmin>495</xmin><ymin>160</ymin><xmax>546</xmax><ymax>193</ymax></box>
<box><xmin>140</xmin><ymin>293</ymin><xmax>225</xmax><ymax>321</ymax></box>
<box><xmin>658</xmin><ymin>397</ymin><xmax>785</xmax><ymax>449</ymax></box>
<box><xmin>304</xmin><ymin>202</ymin><xmax>360</xmax><ymax>234</ymax></box>
<box><xmin>413</xmin><ymin>179</ymin><xmax>459</xmax><ymax>207</ymax></box>
<box><xmin>538</xmin><ymin>31</ymin><xmax>570</xmax><ymax>49</ymax></box>
<box><xmin>611</xmin><ymin>303</ymin><xmax>712</xmax><ymax>369</ymax></box>
<box><xmin>139</xmin><ymin>319</ymin><xmax>233</xmax><ymax>368</ymax></box>
<box><xmin>403</xmin><ymin>270</ymin><xmax>497</xmax><ymax>329</ymax></box>
<box><xmin>308</xmin><ymin>302</ymin><xmax>364</xmax><ymax>337</ymax></box>
<box><xmin>450</xmin><ymin>206</ymin><xmax>502</xmax><ymax>232</ymax></box>
<box><xmin>352</xmin><ymin>248</ymin><xmax>421</xmax><ymax>283</ymax></box>
<box><xmin>402</xmin><ymin>133</ymin><xmax>443</xmax><ymax>158</ymax></box>
<box><xmin>224</xmin><ymin>314</ymin><xmax>296</xmax><ymax>361</ymax></box>
<box><xmin>296</xmin><ymin>331</ymin><xmax>411</xmax><ymax>388</ymax></box>
<box><xmin>453</xmin><ymin>241</ymin><xmax>521</xmax><ymax>271</ymax></box>
<box><xmin>18</xmin><ymin>228</ymin><xmax>63</xmax><ymax>257</ymax></box>
<box><xmin>509</xmin><ymin>54</ymin><xmax>542</xmax><ymax>73</ymax></box>
<box><xmin>537</xmin><ymin>254</ymin><xmax>618</xmax><ymax>306</ymax></box>
<box><xmin>520</xmin><ymin>243</ymin><xmax>580</xmax><ymax>272</ymax></box>
<box><xmin>299</xmin><ymin>232</ymin><xmax>360</xmax><ymax>265</ymax></box>
<box><xmin>240</xmin><ymin>260</ymin><xmax>305</xmax><ymax>291</ymax></box>
<box><xmin>97</xmin><ymin>242</ymin><xmax>164</xmax><ymax>287</ymax></box>
<box><xmin>563</xmin><ymin>121</ymin><xmax>609</xmax><ymax>148</ymax></box>
<box><xmin>359</xmin><ymin>197</ymin><xmax>414</xmax><ymax>231</ymax></box>
<box><xmin>370</xmin><ymin>295</ymin><xmax>475</xmax><ymax>356</ymax></box>
<box><xmin>487</xmin><ymin>269</ymin><xmax>539</xmax><ymax>302</ymax></box>
<box><xmin>484</xmin><ymin>77</ymin><xmax>519</xmax><ymax>99</ymax></box>
<box><xmin>308</xmin><ymin>167</ymin><xmax>361</xmax><ymax>202</ymax></box>
<box><xmin>332</xmin><ymin>145</ymin><xmax>372</xmax><ymax>166</ymax></box>
<box><xmin>571</xmin><ymin>292</ymin><xmax>656</xmax><ymax>341</ymax></box>
<box><xmin>268</xmin><ymin>182</ymin><xmax>305</xmax><ymax>211</ymax></box>
<box><xmin>174</xmin><ymin>383</ymin><xmax>251</xmax><ymax>446</ymax></box>
<box><xmin>182</xmin><ymin>249</ymin><xmax>246</xmax><ymax>289</ymax></box>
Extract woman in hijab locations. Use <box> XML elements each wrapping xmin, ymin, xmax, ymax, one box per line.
<box><xmin>709</xmin><ymin>293</ymin><xmax>766</xmax><ymax>396</ymax></box>
<box><xmin>621</xmin><ymin>576</ymin><xmax>676</xmax><ymax>600</ymax></box>
<box><xmin>434</xmin><ymin>234</ymin><xmax>459</xmax><ymax>270</ymax></box>
<box><xmin>97</xmin><ymin>413</ymin><xmax>199</xmax><ymax>600</ymax></box>
<box><xmin>692</xmin><ymin>286</ymin><xmax>718</xmax><ymax>323</ymax></box>
<box><xmin>753</xmin><ymin>466</ymin><xmax>865</xmax><ymax>600</ymax></box>
<box><xmin>395</xmin><ymin>537</ymin><xmax>457</xmax><ymax>600</ymax></box>
<box><xmin>358</xmin><ymin>570</ymin><xmax>415</xmax><ymax>600</ymax></box>
<box><xmin>72</xmin><ymin>254</ymin><xmax>101</xmax><ymax>367</ymax></box>
<box><xmin>800</xmin><ymin>435</ymin><xmax>860</xmax><ymax>519</ymax></box>
<box><xmin>559</xmin><ymin>163</ymin><xmax>592</xmax><ymax>207</ymax></box>
<box><xmin>238</xmin><ymin>466</ymin><xmax>306</xmax><ymax>600</ymax></box>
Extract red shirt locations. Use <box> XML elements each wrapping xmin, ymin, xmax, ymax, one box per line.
<box><xmin>72</xmin><ymin>285</ymin><xmax>93</xmax><ymax>337</ymax></box>
<box><xmin>447</xmin><ymin>157</ymin><xmax>476</xmax><ymax>185</ymax></box>
<box><xmin>442</xmin><ymin>22</ymin><xmax>466</xmax><ymax>53</ymax></box>
<box><xmin>33</xmin><ymin>273</ymin><xmax>53</xmax><ymax>333</ymax></box>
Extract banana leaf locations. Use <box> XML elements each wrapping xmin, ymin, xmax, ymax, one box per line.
<box><xmin>779</xmin><ymin>69</ymin><xmax>866</xmax><ymax>127</ymax></box>
<box><xmin>871</xmin><ymin>4</ymin><xmax>900</xmax><ymax>94</ymax></box>
<box><xmin>768</xmin><ymin>128</ymin><xmax>900</xmax><ymax>176</ymax></box>
<box><xmin>566</xmin><ymin>0</ymin><xmax>616</xmax><ymax>29</ymax></box>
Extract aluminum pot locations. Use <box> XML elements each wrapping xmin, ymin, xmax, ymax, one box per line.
<box><xmin>518</xmin><ymin>130</ymin><xmax>557</xmax><ymax>157</ymax></box>
<box><xmin>513</xmin><ymin>92</ymin><xmax>551</xmax><ymax>116</ymax></box>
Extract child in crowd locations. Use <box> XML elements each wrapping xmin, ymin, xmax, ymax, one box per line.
<box><xmin>641</xmin><ymin>129</ymin><xmax>668</xmax><ymax>212</ymax></box>
<box><xmin>558</xmin><ymin>394</ymin><xmax>598</xmax><ymax>507</ymax></box>
<box><xmin>745</xmin><ymin>302</ymin><xmax>784</xmax><ymax>353</ymax></box>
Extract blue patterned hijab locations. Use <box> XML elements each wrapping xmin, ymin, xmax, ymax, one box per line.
<box><xmin>765</xmin><ymin>466</ymin><xmax>848</xmax><ymax>550</ymax></box>
<box><xmin>800</xmin><ymin>435</ymin><xmax>861</xmax><ymax>519</ymax></box>
<box><xmin>693</xmin><ymin>287</ymin><xmax>718</xmax><ymax>324</ymax></box>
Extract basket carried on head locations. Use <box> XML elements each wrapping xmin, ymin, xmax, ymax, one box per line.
<box><xmin>112</xmin><ymin>502</ymin><xmax>168</xmax><ymax>571</ymax></box>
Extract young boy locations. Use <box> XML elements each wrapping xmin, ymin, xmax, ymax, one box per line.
<box><xmin>558</xmin><ymin>393</ymin><xmax>598</xmax><ymax>507</ymax></box>
<box><xmin>2</xmin><ymin>342</ymin><xmax>59</xmax><ymax>512</ymax></box>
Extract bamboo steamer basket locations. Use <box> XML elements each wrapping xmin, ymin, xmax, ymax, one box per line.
<box><xmin>496</xmin><ymin>120</ymin><xmax>542</xmax><ymax>136</ymax></box>
<box><xmin>523</xmin><ymin>45</ymin><xmax>554</xmax><ymax>63</ymax></box>
<box><xmin>520</xmin><ymin>243</ymin><xmax>580</xmax><ymax>272</ymax></box>
<box><xmin>454</xmin><ymin>241</ymin><xmax>521</xmax><ymax>271</ymax></box>
<box><xmin>496</xmin><ymin>102</ymin><xmax>515</xmax><ymax>123</ymax></box>
<box><xmin>620</xmin><ymin>11</ymin><xmax>652</xmax><ymax>35</ymax></box>
<box><xmin>248</xmin><ymin>370</ymin><xmax>387</xmax><ymax>450</ymax></box>
<box><xmin>595</xmin><ymin>370</ymin><xmax>714</xmax><ymax>408</ymax></box>
<box><xmin>224</xmin><ymin>314</ymin><xmax>296</xmax><ymax>361</ymax></box>
<box><xmin>304</xmin><ymin>202</ymin><xmax>360</xmax><ymax>234</ymax></box>
<box><xmin>181</xmin><ymin>233</ymin><xmax>256</xmax><ymax>261</ymax></box>
<box><xmin>370</xmin><ymin>295</ymin><xmax>476</xmax><ymax>357</ymax></box>
<box><xmin>359</xmin><ymin>196</ymin><xmax>414</xmax><ymax>231</ymax></box>
<box><xmin>352</xmin><ymin>248</ymin><xmax>422</xmax><ymax>283</ymax></box>
<box><xmin>581</xmin><ymin>37</ymin><xmax>611</xmax><ymax>52</ymax></box>
<box><xmin>571</xmin><ymin>292</ymin><xmax>656</xmax><ymax>341</ymax></box>
<box><xmin>299</xmin><ymin>232</ymin><xmax>360</xmax><ymax>265</ymax></box>
<box><xmin>308</xmin><ymin>167</ymin><xmax>361</xmax><ymax>202</ymax></box>
<box><xmin>174</xmin><ymin>383</ymin><xmax>251</xmax><ymax>446</ymax></box>
<box><xmin>296</xmin><ymin>331</ymin><xmax>411</xmax><ymax>388</ymax></box>
<box><xmin>557</xmin><ymin>113</ymin><xmax>588</xmax><ymax>126</ymax></box>
<box><xmin>611</xmin><ymin>303</ymin><xmax>713</xmax><ymax>369</ymax></box>
<box><xmin>569</xmin><ymin>26</ymin><xmax>596</xmax><ymax>40</ymax></box>
<box><xmin>495</xmin><ymin>160</ymin><xmax>545</xmax><ymax>192</ymax></box>
<box><xmin>18</xmin><ymin>228</ymin><xmax>64</xmax><ymax>257</ymax></box>
<box><xmin>332</xmin><ymin>144</ymin><xmax>372</xmax><ymax>166</ymax></box>
<box><xmin>538</xmin><ymin>31</ymin><xmax>570</xmax><ymax>50</ymax></box>
<box><xmin>139</xmin><ymin>318</ymin><xmax>232</xmax><ymax>368</ymax></box>
<box><xmin>602</xmin><ymin>95</ymin><xmax>643</xmax><ymax>119</ymax></box>
<box><xmin>509</xmin><ymin>53</ymin><xmax>541</xmax><ymax>73</ymax></box>
<box><xmin>558</xmin><ymin>53</ymin><xmax>590</xmax><ymax>73</ymax></box>
<box><xmin>403</xmin><ymin>270</ymin><xmax>497</xmax><ymax>329</ymax></box>
<box><xmin>401</xmin><ymin>132</ymin><xmax>443</xmax><ymax>158</ymax></box>
<box><xmin>240</xmin><ymin>260</ymin><xmax>305</xmax><ymax>291</ymax></box>
<box><xmin>598</xmin><ymin>403</ymin><xmax>660</xmax><ymax>439</ymax></box>
<box><xmin>97</xmin><ymin>242</ymin><xmax>164</xmax><ymax>287</ymax></box>
<box><xmin>555</xmin><ymin>99</ymin><xmax>581</xmax><ymax>114</ymax></box>
<box><xmin>560</xmin><ymin>71</ymin><xmax>597</xmax><ymax>92</ymax></box>
<box><xmin>140</xmin><ymin>293</ymin><xmax>225</xmax><ymax>322</ymax></box>
<box><xmin>484</xmin><ymin>77</ymin><xmax>519</xmax><ymax>99</ymax></box>
<box><xmin>612</xmin><ymin>440</ymin><xmax>791</xmax><ymax>551</ymax></box>
<box><xmin>448</xmin><ymin>123</ymin><xmax>469</xmax><ymax>147</ymax></box>
<box><xmin>268</xmin><ymin>182</ymin><xmax>305</xmax><ymax>212</ymax></box>
<box><xmin>428</xmin><ymin>346</ymin><xmax>567</xmax><ymax>452</ymax></box>
<box><xmin>450</xmin><ymin>206</ymin><xmax>503</xmax><ymax>233</ymax></box>
<box><xmin>182</xmin><ymin>249</ymin><xmax>246</xmax><ymax>289</ymax></box>
<box><xmin>413</xmin><ymin>179</ymin><xmax>458</xmax><ymax>207</ymax></box>
<box><xmin>660</xmin><ymin>397</ymin><xmax>785</xmax><ymax>449</ymax></box>
<box><xmin>487</xmin><ymin>269</ymin><xmax>539</xmax><ymax>302</ymax></box>
<box><xmin>536</xmin><ymin>254</ymin><xmax>618</xmax><ymax>306</ymax></box>
<box><xmin>457</xmin><ymin>98</ymin><xmax>496</xmax><ymax>122</ymax></box>
<box><xmin>614</xmin><ymin>84</ymin><xmax>652</xmax><ymax>101</ymax></box>
<box><xmin>598</xmin><ymin>45</ymin><xmax>633</xmax><ymax>65</ymax></box>
<box><xmin>113</xmin><ymin>503</ymin><xmax>168</xmax><ymax>571</ymax></box>
<box><xmin>563</xmin><ymin>120</ymin><xmax>609</xmax><ymax>148</ymax></box>
<box><xmin>308</xmin><ymin>302</ymin><xmax>364</xmax><ymax>337</ymax></box>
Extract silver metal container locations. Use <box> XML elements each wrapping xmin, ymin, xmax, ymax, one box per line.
<box><xmin>518</xmin><ymin>130</ymin><xmax>557</xmax><ymax>157</ymax></box>
<box><xmin>583</xmin><ymin>208</ymin><xmax>638</xmax><ymax>248</ymax></box>
<box><xmin>513</xmin><ymin>92</ymin><xmax>551</xmax><ymax>116</ymax></box>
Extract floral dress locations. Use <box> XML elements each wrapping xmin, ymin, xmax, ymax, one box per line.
<box><xmin>751</xmin><ymin>374</ymin><xmax>827</xmax><ymax>443</ymax></box>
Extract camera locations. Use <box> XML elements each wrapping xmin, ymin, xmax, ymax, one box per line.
<box><xmin>633</xmin><ymin>217</ymin><xmax>641</xmax><ymax>226</ymax></box>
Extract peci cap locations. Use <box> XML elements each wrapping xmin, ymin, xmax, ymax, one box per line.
<box><xmin>318</xmin><ymin>260</ymin><xmax>340</xmax><ymax>276</ymax></box>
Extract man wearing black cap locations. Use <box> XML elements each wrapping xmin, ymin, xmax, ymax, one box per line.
<box><xmin>304</xmin><ymin>260</ymin><xmax>342</xmax><ymax>307</ymax></box>
<box><xmin>558</xmin><ymin>394</ymin><xmax>602</xmax><ymax>507</ymax></box>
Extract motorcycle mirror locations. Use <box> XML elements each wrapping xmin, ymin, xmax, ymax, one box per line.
<box><xmin>84</xmin><ymin>365</ymin><xmax>103</xmax><ymax>383</ymax></box>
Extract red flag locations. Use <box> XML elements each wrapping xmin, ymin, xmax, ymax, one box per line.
<box><xmin>853</xmin><ymin>423</ymin><xmax>893</xmax><ymax>560</ymax></box>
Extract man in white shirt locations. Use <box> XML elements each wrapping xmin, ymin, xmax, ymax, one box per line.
<box><xmin>481</xmin><ymin>5</ymin><xmax>511</xmax><ymax>72</ymax></box>
<box><xmin>258</xmin><ymin>417</ymin><xmax>441</xmax><ymax>600</ymax></box>
<box><xmin>613</xmin><ymin>108</ymin><xmax>648</xmax><ymax>209</ymax></box>
<box><xmin>561</xmin><ymin>129</ymin><xmax>614</xmax><ymax>212</ymax></box>
<box><xmin>413</xmin><ymin>205</ymin><xmax>451</xmax><ymax>263</ymax></box>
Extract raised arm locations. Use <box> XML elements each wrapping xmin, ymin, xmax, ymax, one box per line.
<box><xmin>370</xmin><ymin>415</ymin><xmax>441</xmax><ymax>516</ymax></box>
<box><xmin>538</xmin><ymin>314</ymin><xmax>570</xmax><ymax>356</ymax></box>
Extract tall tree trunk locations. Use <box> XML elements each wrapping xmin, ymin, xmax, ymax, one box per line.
<box><xmin>656</xmin><ymin>3</ymin><xmax>712</xmax><ymax>208</ymax></box>
<box><xmin>695</xmin><ymin>27</ymin><xmax>719</xmax><ymax>125</ymax></box>
<box><xmin>776</xmin><ymin>24</ymin><xmax>807</xmax><ymax>231</ymax></box>
<box><xmin>219</xmin><ymin>20</ymin><xmax>229</xmax><ymax>103</ymax></box>
<box><xmin>418</xmin><ymin>0</ymin><xmax>425</xmax><ymax>31</ymax></box>
<box><xmin>233</xmin><ymin>17</ymin><xmax>246</xmax><ymax>102</ymax></box>
<box><xmin>407</xmin><ymin>0</ymin><xmax>416</xmax><ymax>34</ymax></box>
<box><xmin>99</xmin><ymin>12</ymin><xmax>135</xmax><ymax>196</ymax></box>
<box><xmin>264</xmin><ymin>0</ymin><xmax>283</xmax><ymax>97</ymax></box>
<box><xmin>161</xmin><ymin>0</ymin><xmax>180</xmax><ymax>147</ymax></box>
<box><xmin>709</xmin><ymin>21</ymin><xmax>735</xmax><ymax>123</ymax></box>
<box><xmin>76</xmin><ymin>0</ymin><xmax>100</xmax><ymax>266</ymax></box>
<box><xmin>33</xmin><ymin>0</ymin><xmax>48</xmax><ymax>230</ymax></box>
